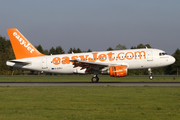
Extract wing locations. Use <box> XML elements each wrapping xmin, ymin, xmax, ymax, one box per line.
<box><xmin>70</xmin><ymin>60</ymin><xmax>108</xmax><ymax>73</ymax></box>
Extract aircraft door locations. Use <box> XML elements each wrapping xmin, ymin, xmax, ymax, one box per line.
<box><xmin>147</xmin><ymin>51</ymin><xmax>153</xmax><ymax>61</ymax></box>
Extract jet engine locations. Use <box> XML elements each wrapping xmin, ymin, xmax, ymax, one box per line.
<box><xmin>108</xmin><ymin>65</ymin><xmax>127</xmax><ymax>77</ymax></box>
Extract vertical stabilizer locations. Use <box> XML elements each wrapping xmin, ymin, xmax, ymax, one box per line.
<box><xmin>7</xmin><ymin>28</ymin><xmax>45</xmax><ymax>59</ymax></box>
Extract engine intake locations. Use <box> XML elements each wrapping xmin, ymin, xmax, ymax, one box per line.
<box><xmin>109</xmin><ymin>65</ymin><xmax>127</xmax><ymax>77</ymax></box>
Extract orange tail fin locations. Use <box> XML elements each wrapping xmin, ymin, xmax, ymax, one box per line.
<box><xmin>7</xmin><ymin>28</ymin><xmax>45</xmax><ymax>59</ymax></box>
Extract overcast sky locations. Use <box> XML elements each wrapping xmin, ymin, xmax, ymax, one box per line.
<box><xmin>0</xmin><ymin>0</ymin><xmax>180</xmax><ymax>54</ymax></box>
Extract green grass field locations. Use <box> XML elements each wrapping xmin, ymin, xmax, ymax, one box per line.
<box><xmin>0</xmin><ymin>76</ymin><xmax>180</xmax><ymax>120</ymax></box>
<box><xmin>0</xmin><ymin>75</ymin><xmax>180</xmax><ymax>82</ymax></box>
<box><xmin>0</xmin><ymin>87</ymin><xmax>180</xmax><ymax>120</ymax></box>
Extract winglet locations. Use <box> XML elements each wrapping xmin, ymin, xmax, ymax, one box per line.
<box><xmin>7</xmin><ymin>28</ymin><xmax>45</xmax><ymax>59</ymax></box>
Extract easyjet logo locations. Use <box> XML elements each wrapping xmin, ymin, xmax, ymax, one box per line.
<box><xmin>52</xmin><ymin>51</ymin><xmax>146</xmax><ymax>65</ymax></box>
<box><xmin>13</xmin><ymin>32</ymin><xmax>34</xmax><ymax>53</ymax></box>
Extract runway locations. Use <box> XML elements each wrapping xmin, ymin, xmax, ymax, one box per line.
<box><xmin>0</xmin><ymin>82</ymin><xmax>180</xmax><ymax>87</ymax></box>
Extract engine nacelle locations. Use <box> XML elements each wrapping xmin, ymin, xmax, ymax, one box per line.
<box><xmin>109</xmin><ymin>65</ymin><xmax>127</xmax><ymax>77</ymax></box>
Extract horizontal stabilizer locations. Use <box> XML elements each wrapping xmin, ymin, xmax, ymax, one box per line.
<box><xmin>7</xmin><ymin>60</ymin><xmax>31</xmax><ymax>66</ymax></box>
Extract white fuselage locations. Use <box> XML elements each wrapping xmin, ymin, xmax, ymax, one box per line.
<box><xmin>6</xmin><ymin>48</ymin><xmax>175</xmax><ymax>74</ymax></box>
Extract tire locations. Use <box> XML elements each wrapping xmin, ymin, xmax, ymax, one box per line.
<box><xmin>149</xmin><ymin>76</ymin><xmax>153</xmax><ymax>80</ymax></box>
<box><xmin>91</xmin><ymin>77</ymin><xmax>99</xmax><ymax>83</ymax></box>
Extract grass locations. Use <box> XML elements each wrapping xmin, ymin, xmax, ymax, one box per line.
<box><xmin>0</xmin><ymin>87</ymin><xmax>180</xmax><ymax>120</ymax></box>
<box><xmin>0</xmin><ymin>75</ymin><xmax>180</xmax><ymax>82</ymax></box>
<box><xmin>0</xmin><ymin>76</ymin><xmax>180</xmax><ymax>119</ymax></box>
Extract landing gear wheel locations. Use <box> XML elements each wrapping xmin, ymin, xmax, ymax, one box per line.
<box><xmin>91</xmin><ymin>77</ymin><xmax>99</xmax><ymax>83</ymax></box>
<box><xmin>148</xmin><ymin>68</ymin><xmax>153</xmax><ymax>80</ymax></box>
<box><xmin>149</xmin><ymin>75</ymin><xmax>153</xmax><ymax>80</ymax></box>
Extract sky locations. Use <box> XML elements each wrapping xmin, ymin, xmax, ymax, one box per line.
<box><xmin>0</xmin><ymin>0</ymin><xmax>180</xmax><ymax>54</ymax></box>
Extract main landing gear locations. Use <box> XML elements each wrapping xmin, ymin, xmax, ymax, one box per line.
<box><xmin>148</xmin><ymin>68</ymin><xmax>153</xmax><ymax>80</ymax></box>
<box><xmin>91</xmin><ymin>75</ymin><xmax>99</xmax><ymax>83</ymax></box>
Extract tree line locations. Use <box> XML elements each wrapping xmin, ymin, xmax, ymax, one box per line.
<box><xmin>0</xmin><ymin>35</ymin><xmax>179</xmax><ymax>75</ymax></box>
<box><xmin>36</xmin><ymin>45</ymin><xmax>92</xmax><ymax>55</ymax></box>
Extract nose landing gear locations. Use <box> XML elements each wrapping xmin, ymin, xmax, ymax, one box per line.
<box><xmin>148</xmin><ymin>68</ymin><xmax>153</xmax><ymax>80</ymax></box>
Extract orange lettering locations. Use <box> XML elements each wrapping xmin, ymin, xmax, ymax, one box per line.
<box><xmin>52</xmin><ymin>57</ymin><xmax>61</xmax><ymax>65</ymax></box>
<box><xmin>135</xmin><ymin>51</ymin><xmax>146</xmax><ymax>59</ymax></box>
<box><xmin>98</xmin><ymin>54</ymin><xmax>106</xmax><ymax>62</ymax></box>
<box><xmin>71</xmin><ymin>56</ymin><xmax>78</xmax><ymax>63</ymax></box>
<box><xmin>107</xmin><ymin>52</ymin><xmax>115</xmax><ymax>61</ymax></box>
<box><xmin>88</xmin><ymin>53</ymin><xmax>98</xmax><ymax>62</ymax></box>
<box><xmin>125</xmin><ymin>52</ymin><xmax>134</xmax><ymax>60</ymax></box>
<box><xmin>62</xmin><ymin>56</ymin><xmax>70</xmax><ymax>64</ymax></box>
<box><xmin>79</xmin><ymin>55</ymin><xmax>89</xmax><ymax>61</ymax></box>
<box><xmin>117</xmin><ymin>52</ymin><xmax>125</xmax><ymax>60</ymax></box>
<box><xmin>71</xmin><ymin>56</ymin><xmax>78</xmax><ymax>60</ymax></box>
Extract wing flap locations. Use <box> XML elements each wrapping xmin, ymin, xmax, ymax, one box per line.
<box><xmin>70</xmin><ymin>60</ymin><xmax>108</xmax><ymax>73</ymax></box>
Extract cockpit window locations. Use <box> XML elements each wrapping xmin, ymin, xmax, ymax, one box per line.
<box><xmin>159</xmin><ymin>52</ymin><xmax>167</xmax><ymax>56</ymax></box>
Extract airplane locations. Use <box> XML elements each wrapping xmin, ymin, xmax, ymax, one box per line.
<box><xmin>6</xmin><ymin>28</ymin><xmax>175</xmax><ymax>82</ymax></box>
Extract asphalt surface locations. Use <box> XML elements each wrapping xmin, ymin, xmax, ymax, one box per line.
<box><xmin>0</xmin><ymin>82</ymin><xmax>180</xmax><ymax>87</ymax></box>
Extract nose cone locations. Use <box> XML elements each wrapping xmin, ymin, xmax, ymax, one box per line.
<box><xmin>170</xmin><ymin>56</ymin><xmax>176</xmax><ymax>64</ymax></box>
